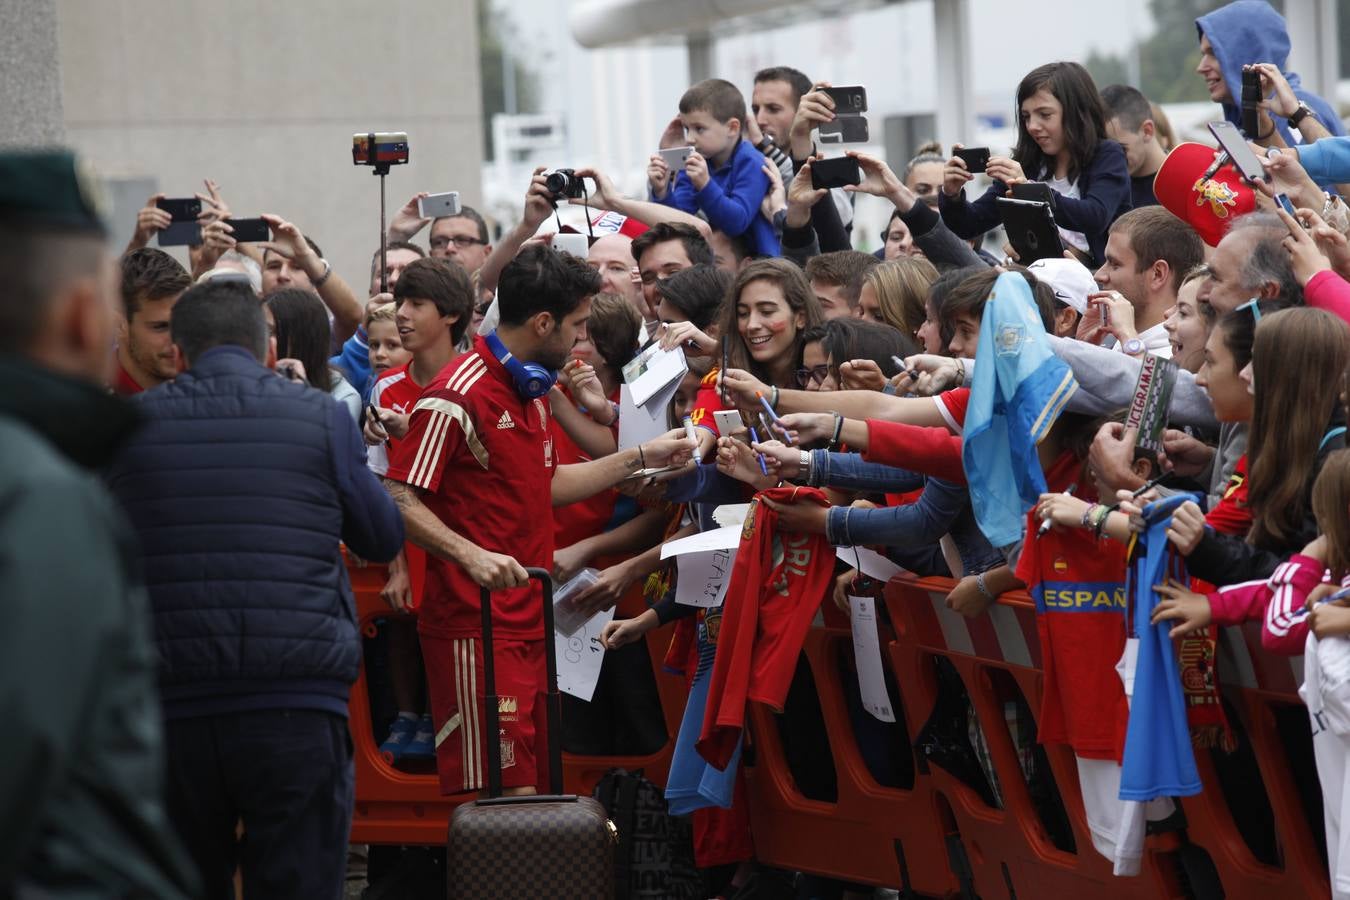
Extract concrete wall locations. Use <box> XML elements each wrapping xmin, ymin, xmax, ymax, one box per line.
<box><xmin>0</xmin><ymin>0</ymin><xmax>65</xmax><ymax>146</ymax></box>
<box><xmin>55</xmin><ymin>0</ymin><xmax>484</xmax><ymax>292</ymax></box>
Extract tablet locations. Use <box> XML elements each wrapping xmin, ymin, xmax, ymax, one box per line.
<box><xmin>995</xmin><ymin>197</ymin><xmax>1064</xmax><ymax>264</ymax></box>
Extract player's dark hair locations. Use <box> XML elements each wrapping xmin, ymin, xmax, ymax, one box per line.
<box><xmin>497</xmin><ymin>243</ymin><xmax>603</xmax><ymax>327</ymax></box>
<box><xmin>120</xmin><ymin>246</ymin><xmax>191</xmax><ymax>319</ymax></box>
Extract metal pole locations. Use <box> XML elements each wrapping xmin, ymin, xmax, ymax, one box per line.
<box><xmin>379</xmin><ymin>171</ymin><xmax>388</xmax><ymax>295</ymax></box>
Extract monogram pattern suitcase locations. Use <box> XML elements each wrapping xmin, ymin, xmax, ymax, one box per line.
<box><xmin>446</xmin><ymin>568</ymin><xmax>616</xmax><ymax>899</ymax></box>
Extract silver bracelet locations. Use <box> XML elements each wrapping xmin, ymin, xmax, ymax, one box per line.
<box><xmin>799</xmin><ymin>449</ymin><xmax>812</xmax><ymax>483</ymax></box>
<box><xmin>976</xmin><ymin>571</ymin><xmax>995</xmax><ymax>601</ymax></box>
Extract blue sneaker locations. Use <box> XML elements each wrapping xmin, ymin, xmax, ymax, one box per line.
<box><xmin>379</xmin><ymin>715</ymin><xmax>418</xmax><ymax>762</ymax></box>
<box><xmin>403</xmin><ymin>714</ymin><xmax>436</xmax><ymax>759</ymax></box>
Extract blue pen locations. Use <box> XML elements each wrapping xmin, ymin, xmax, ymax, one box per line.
<box><xmin>748</xmin><ymin>426</ymin><xmax>769</xmax><ymax>475</ymax></box>
<box><xmin>755</xmin><ymin>391</ymin><xmax>781</xmax><ymax>423</ymax></box>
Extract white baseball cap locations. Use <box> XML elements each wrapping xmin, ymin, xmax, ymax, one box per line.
<box><xmin>1025</xmin><ymin>257</ymin><xmax>1097</xmax><ymax>315</ymax></box>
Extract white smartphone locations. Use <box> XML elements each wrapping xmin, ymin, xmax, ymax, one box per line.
<box><xmin>418</xmin><ymin>191</ymin><xmax>461</xmax><ymax>218</ymax></box>
<box><xmin>659</xmin><ymin>146</ymin><xmax>695</xmax><ymax>171</ymax></box>
<box><xmin>551</xmin><ymin>232</ymin><xmax>589</xmax><ymax>259</ymax></box>
<box><xmin>713</xmin><ymin>409</ymin><xmax>746</xmax><ymax>435</ymax></box>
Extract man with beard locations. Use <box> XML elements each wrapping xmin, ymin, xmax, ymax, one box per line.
<box><xmin>113</xmin><ymin>247</ymin><xmax>190</xmax><ymax>394</ymax></box>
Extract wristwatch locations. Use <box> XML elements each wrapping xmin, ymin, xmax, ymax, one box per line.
<box><xmin>1289</xmin><ymin>102</ymin><xmax>1317</xmax><ymax>128</ymax></box>
<box><xmin>1121</xmin><ymin>337</ymin><xmax>1146</xmax><ymax>357</ymax></box>
<box><xmin>312</xmin><ymin>258</ymin><xmax>333</xmax><ymax>288</ymax></box>
<box><xmin>799</xmin><ymin>449</ymin><xmax>812</xmax><ymax>482</ymax></box>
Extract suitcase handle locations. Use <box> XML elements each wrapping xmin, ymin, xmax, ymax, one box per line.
<box><xmin>480</xmin><ymin>567</ymin><xmax>562</xmax><ymax>798</ymax></box>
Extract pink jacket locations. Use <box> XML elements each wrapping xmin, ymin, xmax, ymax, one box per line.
<box><xmin>1305</xmin><ymin>269</ymin><xmax>1350</xmax><ymax>323</ymax></box>
<box><xmin>1206</xmin><ymin>554</ymin><xmax>1339</xmax><ymax>655</ymax></box>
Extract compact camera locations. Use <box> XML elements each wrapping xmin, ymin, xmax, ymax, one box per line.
<box><xmin>545</xmin><ymin>169</ymin><xmax>586</xmax><ymax>200</ymax></box>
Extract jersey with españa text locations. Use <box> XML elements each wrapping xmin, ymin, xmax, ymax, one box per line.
<box><xmin>1015</xmin><ymin>451</ymin><xmax>1130</xmax><ymax>760</ymax></box>
<box><xmin>386</xmin><ymin>336</ymin><xmax>557</xmax><ymax>640</ymax></box>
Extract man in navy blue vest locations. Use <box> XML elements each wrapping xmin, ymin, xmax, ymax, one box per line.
<box><xmin>105</xmin><ymin>281</ymin><xmax>404</xmax><ymax>900</ymax></box>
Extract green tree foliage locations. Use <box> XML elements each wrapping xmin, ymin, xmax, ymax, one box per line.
<box><xmin>479</xmin><ymin>0</ymin><xmax>539</xmax><ymax>159</ymax></box>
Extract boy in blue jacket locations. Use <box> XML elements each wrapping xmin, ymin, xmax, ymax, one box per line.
<box><xmin>649</xmin><ymin>78</ymin><xmax>779</xmax><ymax>257</ymax></box>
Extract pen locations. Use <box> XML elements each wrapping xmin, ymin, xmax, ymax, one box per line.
<box><xmin>891</xmin><ymin>356</ymin><xmax>922</xmax><ymax>380</ymax></box>
<box><xmin>748</xmin><ymin>425</ymin><xmax>769</xmax><ymax>475</ymax></box>
<box><xmin>1038</xmin><ymin>482</ymin><xmax>1076</xmax><ymax>536</ymax></box>
<box><xmin>682</xmin><ymin>415</ymin><xmax>700</xmax><ymax>465</ymax></box>
<box><xmin>1105</xmin><ymin>473</ymin><xmax>1169</xmax><ymax>513</ymax></box>
<box><xmin>755</xmin><ymin>390</ymin><xmax>782</xmax><ymax>422</ymax></box>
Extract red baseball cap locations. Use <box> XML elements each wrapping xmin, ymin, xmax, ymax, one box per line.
<box><xmin>1153</xmin><ymin>142</ymin><xmax>1257</xmax><ymax>247</ymax></box>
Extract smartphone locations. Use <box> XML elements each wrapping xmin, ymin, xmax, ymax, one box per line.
<box><xmin>551</xmin><ymin>233</ymin><xmax>589</xmax><ymax>259</ymax></box>
<box><xmin>953</xmin><ymin>147</ymin><xmax>990</xmax><ymax>174</ymax></box>
<box><xmin>818</xmin><ymin>116</ymin><xmax>869</xmax><ymax>144</ymax></box>
<box><xmin>1274</xmin><ymin>192</ymin><xmax>1298</xmax><ymax>218</ymax></box>
<box><xmin>823</xmin><ymin>85</ymin><xmax>868</xmax><ymax>114</ymax></box>
<box><xmin>157</xmin><ymin>197</ymin><xmax>201</xmax><ymax>221</ymax></box>
<box><xmin>418</xmin><ymin>191</ymin><xmax>461</xmax><ymax>218</ymax></box>
<box><xmin>659</xmin><ymin>146</ymin><xmax>695</xmax><ymax>171</ymax></box>
<box><xmin>713</xmin><ymin>409</ymin><xmax>746</xmax><ymax>435</ymax></box>
<box><xmin>1241</xmin><ymin>67</ymin><xmax>1263</xmax><ymax>138</ymax></box>
<box><xmin>157</xmin><ymin>222</ymin><xmax>201</xmax><ymax>247</ymax></box>
<box><xmin>1208</xmin><ymin>121</ymin><xmax>1266</xmax><ymax>183</ymax></box>
<box><xmin>1097</xmin><ymin>297</ymin><xmax>1111</xmax><ymax>327</ymax></box>
<box><xmin>1010</xmin><ymin>181</ymin><xmax>1055</xmax><ymax>208</ymax></box>
<box><xmin>223</xmin><ymin>217</ymin><xmax>269</xmax><ymax>243</ymax></box>
<box><xmin>352</xmin><ymin>132</ymin><xmax>410</xmax><ymax>167</ymax></box>
<box><xmin>810</xmin><ymin>155</ymin><xmax>861</xmax><ymax>190</ymax></box>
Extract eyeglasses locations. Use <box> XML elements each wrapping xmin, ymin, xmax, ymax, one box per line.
<box><xmin>431</xmin><ymin>235</ymin><xmax>488</xmax><ymax>250</ymax></box>
<box><xmin>795</xmin><ymin>364</ymin><xmax>831</xmax><ymax>388</ymax></box>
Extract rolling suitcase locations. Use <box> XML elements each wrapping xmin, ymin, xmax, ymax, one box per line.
<box><xmin>446</xmin><ymin>567</ymin><xmax>616</xmax><ymax>899</ymax></box>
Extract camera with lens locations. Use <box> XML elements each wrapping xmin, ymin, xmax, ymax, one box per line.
<box><xmin>544</xmin><ymin>169</ymin><xmax>586</xmax><ymax>200</ymax></box>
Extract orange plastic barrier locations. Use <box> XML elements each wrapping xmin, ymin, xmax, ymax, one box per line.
<box><xmin>347</xmin><ymin>562</ymin><xmax>1332</xmax><ymax>898</ymax></box>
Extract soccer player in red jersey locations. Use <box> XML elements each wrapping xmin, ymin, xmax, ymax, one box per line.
<box><xmin>382</xmin><ymin>242</ymin><xmax>693</xmax><ymax>797</ymax></box>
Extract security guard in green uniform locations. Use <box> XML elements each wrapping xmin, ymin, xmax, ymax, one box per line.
<box><xmin>0</xmin><ymin>150</ymin><xmax>198</xmax><ymax>898</ymax></box>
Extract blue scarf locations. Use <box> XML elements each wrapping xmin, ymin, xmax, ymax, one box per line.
<box><xmin>1119</xmin><ymin>493</ymin><xmax>1203</xmax><ymax>801</ymax></box>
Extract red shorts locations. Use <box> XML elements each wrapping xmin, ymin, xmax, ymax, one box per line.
<box><xmin>420</xmin><ymin>635</ymin><xmax>550</xmax><ymax>795</ymax></box>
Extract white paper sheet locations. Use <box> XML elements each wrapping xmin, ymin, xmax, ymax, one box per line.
<box><xmin>674</xmin><ymin>547</ymin><xmax>737</xmax><ymax>608</ymax></box>
<box><xmin>621</xmin><ymin>342</ymin><xmax>688</xmax><ymax>407</ymax></box>
<box><xmin>836</xmin><ymin>546</ymin><xmax>905</xmax><ymax>582</ymax></box>
<box><xmin>848</xmin><ymin>595</ymin><xmax>896</xmax><ymax>723</ymax></box>
<box><xmin>617</xmin><ymin>380</ymin><xmax>680</xmax><ymax>451</ymax></box>
<box><xmin>554</xmin><ymin>605</ymin><xmax>615</xmax><ymax>702</ymax></box>
<box><xmin>660</xmin><ymin>524</ymin><xmax>742</xmax><ymax>559</ymax></box>
<box><xmin>712</xmin><ymin>503</ymin><xmax>752</xmax><ymax>528</ymax></box>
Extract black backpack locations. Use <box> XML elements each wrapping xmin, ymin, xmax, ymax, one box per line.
<box><xmin>592</xmin><ymin>768</ymin><xmax>702</xmax><ymax>899</ymax></box>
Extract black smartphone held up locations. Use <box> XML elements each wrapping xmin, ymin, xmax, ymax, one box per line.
<box><xmin>351</xmin><ymin>132</ymin><xmax>410</xmax><ymax>167</ymax></box>
<box><xmin>822</xmin><ymin>85</ymin><xmax>868</xmax><ymax>114</ymax></box>
<box><xmin>996</xmin><ymin>197</ymin><xmax>1065</xmax><ymax>264</ymax></box>
<box><xmin>223</xmin><ymin>217</ymin><xmax>269</xmax><ymax>243</ymax></box>
<box><xmin>953</xmin><ymin>147</ymin><xmax>990</xmax><ymax>174</ymax></box>
<box><xmin>818</xmin><ymin>116</ymin><xmax>869</xmax><ymax>144</ymax></box>
<box><xmin>1208</xmin><ymin>120</ymin><xmax>1266</xmax><ymax>183</ymax></box>
<box><xmin>810</xmin><ymin>156</ymin><xmax>862</xmax><ymax>190</ymax></box>
<box><xmin>1241</xmin><ymin>67</ymin><xmax>1263</xmax><ymax>138</ymax></box>
<box><xmin>156</xmin><ymin>196</ymin><xmax>202</xmax><ymax>247</ymax></box>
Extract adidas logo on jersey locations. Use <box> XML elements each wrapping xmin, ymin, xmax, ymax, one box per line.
<box><xmin>496</xmin><ymin>410</ymin><xmax>514</xmax><ymax>429</ymax></box>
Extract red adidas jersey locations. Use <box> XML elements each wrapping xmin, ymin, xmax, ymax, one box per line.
<box><xmin>386</xmin><ymin>336</ymin><xmax>557</xmax><ymax>640</ymax></box>
<box><xmin>368</xmin><ymin>362</ymin><xmax>430</xmax><ymax>477</ymax></box>
<box><xmin>1014</xmin><ymin>451</ymin><xmax>1129</xmax><ymax>761</ymax></box>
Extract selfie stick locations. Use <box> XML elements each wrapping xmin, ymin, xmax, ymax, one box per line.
<box><xmin>369</xmin><ymin>132</ymin><xmax>392</xmax><ymax>295</ymax></box>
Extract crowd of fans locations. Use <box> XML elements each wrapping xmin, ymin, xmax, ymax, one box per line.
<box><xmin>17</xmin><ymin>0</ymin><xmax>1350</xmax><ymax>897</ymax></box>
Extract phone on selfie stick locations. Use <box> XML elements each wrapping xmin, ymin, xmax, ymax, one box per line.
<box><xmin>352</xmin><ymin>132</ymin><xmax>410</xmax><ymax>294</ymax></box>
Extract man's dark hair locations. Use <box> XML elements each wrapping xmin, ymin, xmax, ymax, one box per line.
<box><xmin>679</xmin><ymin>78</ymin><xmax>747</xmax><ymax>126</ymax></box>
<box><xmin>267</xmin><ymin>289</ymin><xmax>335</xmax><ymax>391</ymax></box>
<box><xmin>434</xmin><ymin>205</ymin><xmax>490</xmax><ymax>244</ymax></box>
<box><xmin>171</xmin><ymin>280</ymin><xmax>268</xmax><ymax>365</ymax></box>
<box><xmin>805</xmin><ymin>250</ymin><xmax>882</xmax><ymax>288</ymax></box>
<box><xmin>1112</xmin><ymin>207</ymin><xmax>1206</xmax><ymax>294</ymax></box>
<box><xmin>0</xmin><ymin>226</ymin><xmax>104</xmax><ymax>356</ymax></box>
<box><xmin>753</xmin><ymin>66</ymin><xmax>812</xmax><ymax>104</ymax></box>
<box><xmin>655</xmin><ymin>264</ymin><xmax>731</xmax><ymax>329</ymax></box>
<box><xmin>714</xmin><ymin>229</ymin><xmax>753</xmax><ymax>265</ymax></box>
<box><xmin>497</xmin><ymin>244</ymin><xmax>603</xmax><ymax>327</ymax></box>
<box><xmin>394</xmin><ymin>257</ymin><xmax>475</xmax><ymax>344</ymax></box>
<box><xmin>939</xmin><ymin>267</ymin><xmax>1055</xmax><ymax>335</ymax></box>
<box><xmin>631</xmin><ymin>222</ymin><xmax>714</xmax><ymax>270</ymax></box>
<box><xmin>120</xmin><ymin>247</ymin><xmax>190</xmax><ymax>319</ymax></box>
<box><xmin>369</xmin><ymin>240</ymin><xmax>426</xmax><ymax>284</ymax></box>
<box><xmin>1100</xmin><ymin>84</ymin><xmax>1155</xmax><ymax>134</ymax></box>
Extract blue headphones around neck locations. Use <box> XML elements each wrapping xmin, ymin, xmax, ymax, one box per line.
<box><xmin>484</xmin><ymin>330</ymin><xmax>556</xmax><ymax>400</ymax></box>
